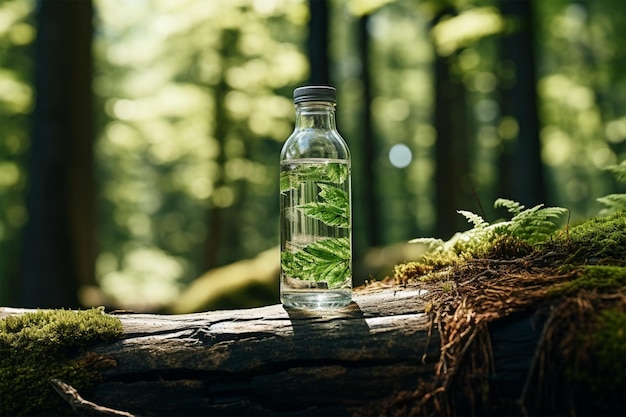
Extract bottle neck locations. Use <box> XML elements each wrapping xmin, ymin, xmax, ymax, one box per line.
<box><xmin>294</xmin><ymin>102</ymin><xmax>337</xmax><ymax>131</ymax></box>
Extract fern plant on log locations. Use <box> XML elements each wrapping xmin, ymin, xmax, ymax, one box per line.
<box><xmin>388</xmin><ymin>187</ymin><xmax>626</xmax><ymax>417</ymax></box>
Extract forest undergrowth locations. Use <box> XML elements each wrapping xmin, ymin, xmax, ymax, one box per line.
<box><xmin>369</xmin><ymin>161</ymin><xmax>626</xmax><ymax>417</ymax></box>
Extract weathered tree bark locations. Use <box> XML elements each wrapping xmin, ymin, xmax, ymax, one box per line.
<box><xmin>86</xmin><ymin>286</ymin><xmax>438</xmax><ymax>416</ymax></box>
<box><xmin>2</xmin><ymin>285</ymin><xmax>549</xmax><ymax>416</ymax></box>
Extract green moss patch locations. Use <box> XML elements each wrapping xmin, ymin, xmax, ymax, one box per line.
<box><xmin>576</xmin><ymin>306</ymin><xmax>626</xmax><ymax>396</ymax></box>
<box><xmin>549</xmin><ymin>211</ymin><xmax>626</xmax><ymax>264</ymax></box>
<box><xmin>0</xmin><ymin>308</ymin><xmax>123</xmax><ymax>416</ymax></box>
<box><xmin>552</xmin><ymin>265</ymin><xmax>626</xmax><ymax>295</ymax></box>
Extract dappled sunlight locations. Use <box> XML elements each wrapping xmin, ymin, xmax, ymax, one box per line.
<box><xmin>541</xmin><ymin>126</ymin><xmax>574</xmax><ymax>167</ymax></box>
<box><xmin>605</xmin><ymin>117</ymin><xmax>626</xmax><ymax>144</ymax></box>
<box><xmin>97</xmin><ymin>247</ymin><xmax>187</xmax><ymax>311</ymax></box>
<box><xmin>0</xmin><ymin>162</ymin><xmax>20</xmax><ymax>189</ymax></box>
<box><xmin>0</xmin><ymin>0</ymin><xmax>33</xmax><ymax>292</ymax></box>
<box><xmin>0</xmin><ymin>0</ymin><xmax>623</xmax><ymax>310</ymax></box>
<box><xmin>431</xmin><ymin>7</ymin><xmax>504</xmax><ymax>56</ymax></box>
<box><xmin>539</xmin><ymin>74</ymin><xmax>596</xmax><ymax>111</ymax></box>
<box><xmin>92</xmin><ymin>0</ymin><xmax>310</xmax><ymax>308</ymax></box>
<box><xmin>497</xmin><ymin>116</ymin><xmax>519</xmax><ymax>141</ymax></box>
<box><xmin>0</xmin><ymin>71</ymin><xmax>32</xmax><ymax>113</ymax></box>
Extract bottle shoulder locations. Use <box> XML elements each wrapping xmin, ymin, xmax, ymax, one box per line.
<box><xmin>281</xmin><ymin>129</ymin><xmax>350</xmax><ymax>161</ymax></box>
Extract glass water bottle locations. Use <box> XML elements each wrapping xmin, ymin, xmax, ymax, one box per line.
<box><xmin>279</xmin><ymin>86</ymin><xmax>352</xmax><ymax>309</ymax></box>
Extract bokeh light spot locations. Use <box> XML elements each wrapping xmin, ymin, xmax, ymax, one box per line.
<box><xmin>389</xmin><ymin>144</ymin><xmax>413</xmax><ymax>168</ymax></box>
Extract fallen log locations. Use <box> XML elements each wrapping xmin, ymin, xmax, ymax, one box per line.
<box><xmin>2</xmin><ymin>284</ymin><xmax>553</xmax><ymax>417</ymax></box>
<box><xmin>0</xmin><ymin>280</ymin><xmax>623</xmax><ymax>417</ymax></box>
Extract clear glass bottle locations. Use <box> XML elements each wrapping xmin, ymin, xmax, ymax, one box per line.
<box><xmin>279</xmin><ymin>86</ymin><xmax>352</xmax><ymax>309</ymax></box>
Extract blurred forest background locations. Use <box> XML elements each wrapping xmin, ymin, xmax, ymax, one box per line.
<box><xmin>0</xmin><ymin>0</ymin><xmax>624</xmax><ymax>312</ymax></box>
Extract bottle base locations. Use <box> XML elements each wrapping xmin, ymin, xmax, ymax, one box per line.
<box><xmin>281</xmin><ymin>290</ymin><xmax>351</xmax><ymax>309</ymax></box>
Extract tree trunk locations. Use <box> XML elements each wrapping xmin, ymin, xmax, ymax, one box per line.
<box><xmin>356</xmin><ymin>13</ymin><xmax>381</xmax><ymax>249</ymax></box>
<box><xmin>21</xmin><ymin>0</ymin><xmax>94</xmax><ymax>308</ymax></box>
<box><xmin>431</xmin><ymin>8</ymin><xmax>471</xmax><ymax>240</ymax></box>
<box><xmin>307</xmin><ymin>0</ymin><xmax>330</xmax><ymax>85</ymax></box>
<box><xmin>498</xmin><ymin>0</ymin><xmax>546</xmax><ymax>207</ymax></box>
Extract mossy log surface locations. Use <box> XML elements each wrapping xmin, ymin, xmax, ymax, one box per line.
<box><xmin>1</xmin><ymin>285</ymin><xmax>550</xmax><ymax>417</ymax></box>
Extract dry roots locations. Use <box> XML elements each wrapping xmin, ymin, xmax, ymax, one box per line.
<box><xmin>373</xmin><ymin>253</ymin><xmax>625</xmax><ymax>417</ymax></box>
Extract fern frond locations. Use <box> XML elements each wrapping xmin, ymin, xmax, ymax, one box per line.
<box><xmin>281</xmin><ymin>237</ymin><xmax>350</xmax><ymax>287</ymax></box>
<box><xmin>507</xmin><ymin>204</ymin><xmax>568</xmax><ymax>243</ymax></box>
<box><xmin>596</xmin><ymin>160</ymin><xmax>626</xmax><ymax>215</ymax></box>
<box><xmin>407</xmin><ymin>198</ymin><xmax>567</xmax><ymax>268</ymax></box>
<box><xmin>494</xmin><ymin>198</ymin><xmax>525</xmax><ymax>216</ymax></box>
<box><xmin>280</xmin><ymin>162</ymin><xmax>349</xmax><ymax>192</ymax></box>
<box><xmin>605</xmin><ymin>160</ymin><xmax>626</xmax><ymax>184</ymax></box>
<box><xmin>457</xmin><ymin>210</ymin><xmax>489</xmax><ymax>229</ymax></box>
<box><xmin>297</xmin><ymin>184</ymin><xmax>349</xmax><ymax>227</ymax></box>
<box><xmin>409</xmin><ymin>237</ymin><xmax>446</xmax><ymax>251</ymax></box>
<box><xmin>597</xmin><ymin>194</ymin><xmax>626</xmax><ymax>208</ymax></box>
<box><xmin>490</xmin><ymin>220</ymin><xmax>513</xmax><ymax>234</ymax></box>
<box><xmin>597</xmin><ymin>194</ymin><xmax>626</xmax><ymax>215</ymax></box>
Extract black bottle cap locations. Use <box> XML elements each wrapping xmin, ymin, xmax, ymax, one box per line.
<box><xmin>293</xmin><ymin>86</ymin><xmax>337</xmax><ymax>104</ymax></box>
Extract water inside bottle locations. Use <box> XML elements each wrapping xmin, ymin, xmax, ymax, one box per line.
<box><xmin>280</xmin><ymin>158</ymin><xmax>352</xmax><ymax>308</ymax></box>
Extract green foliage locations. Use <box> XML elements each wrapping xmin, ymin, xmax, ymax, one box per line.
<box><xmin>456</xmin><ymin>210</ymin><xmax>489</xmax><ymax>229</ymax></box>
<box><xmin>91</xmin><ymin>0</ymin><xmax>310</xmax><ymax>307</ymax></box>
<box><xmin>596</xmin><ymin>194</ymin><xmax>626</xmax><ymax>214</ymax></box>
<box><xmin>281</xmin><ymin>237</ymin><xmax>351</xmax><ymax>287</ymax></box>
<box><xmin>281</xmin><ymin>162</ymin><xmax>351</xmax><ymax>287</ymax></box>
<box><xmin>478</xmin><ymin>233</ymin><xmax>535</xmax><ymax>260</ymax></box>
<box><xmin>3</xmin><ymin>0</ymin><xmax>623</xmax><ymax>310</ymax></box>
<box><xmin>0</xmin><ymin>308</ymin><xmax>123</xmax><ymax>416</ymax></box>
<box><xmin>605</xmin><ymin>160</ymin><xmax>626</xmax><ymax>183</ymax></box>
<box><xmin>297</xmin><ymin>184</ymin><xmax>350</xmax><ymax>228</ymax></box>
<box><xmin>411</xmin><ymin>198</ymin><xmax>567</xmax><ymax>264</ymax></box>
<box><xmin>597</xmin><ymin>160</ymin><xmax>626</xmax><ymax>215</ymax></box>
<box><xmin>494</xmin><ymin>198</ymin><xmax>569</xmax><ymax>244</ymax></box>
<box><xmin>400</xmin><ymin>207</ymin><xmax>626</xmax><ymax>284</ymax></box>
<box><xmin>280</xmin><ymin>162</ymin><xmax>349</xmax><ymax>193</ymax></box>
<box><xmin>399</xmin><ymin>199</ymin><xmax>568</xmax><ymax>283</ymax></box>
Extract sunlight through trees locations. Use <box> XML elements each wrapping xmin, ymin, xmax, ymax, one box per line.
<box><xmin>0</xmin><ymin>0</ymin><xmax>623</xmax><ymax>310</ymax></box>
